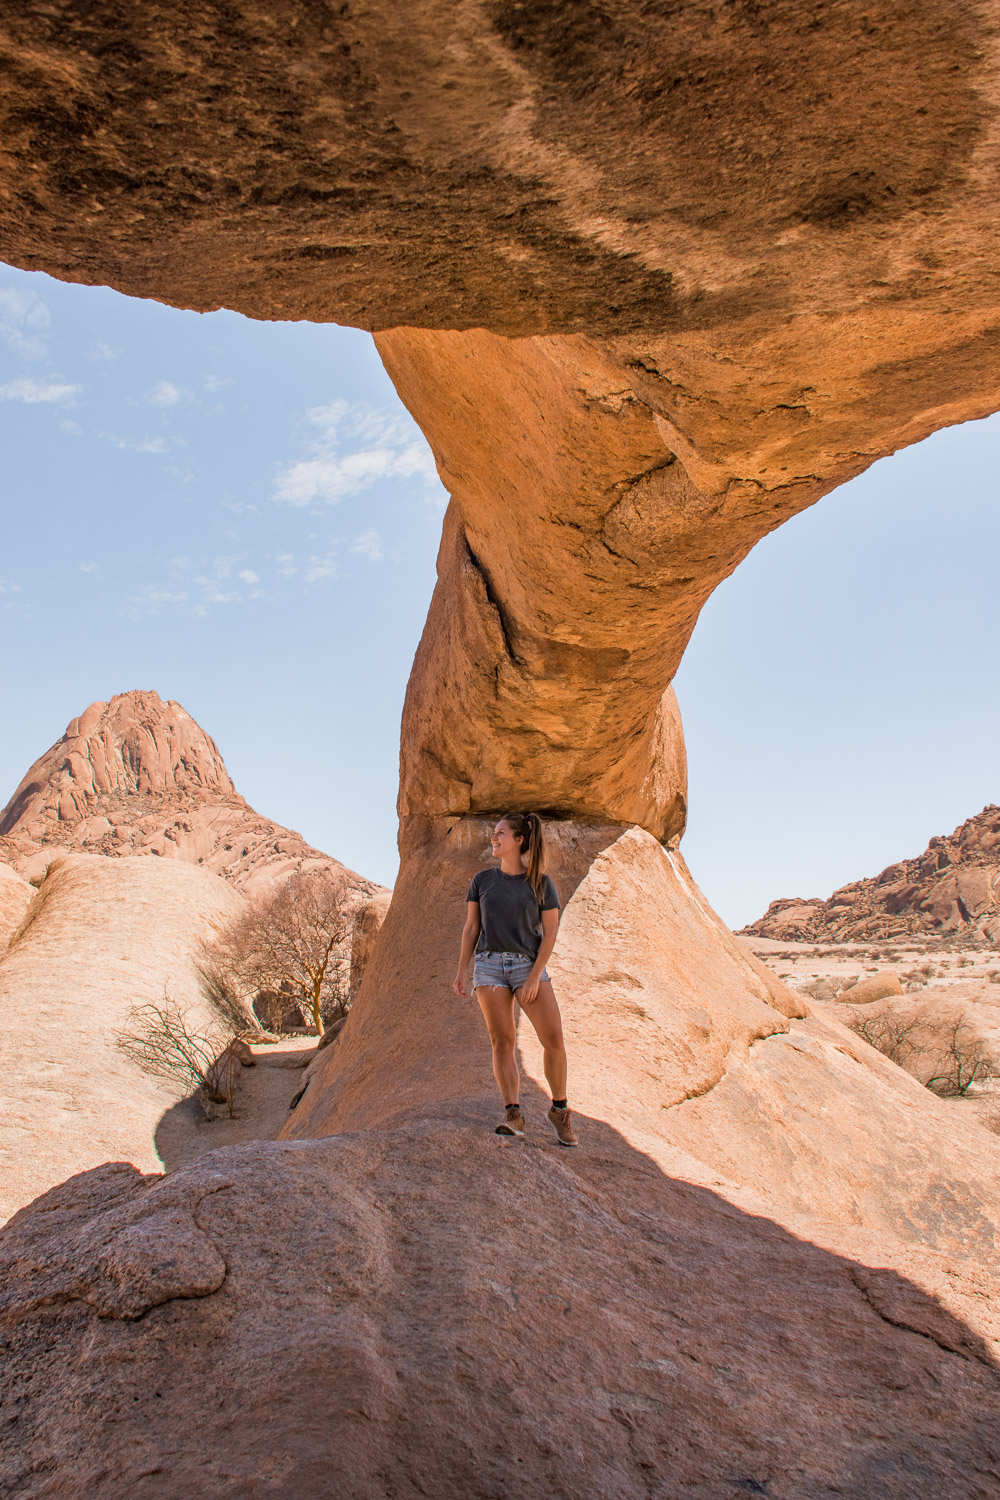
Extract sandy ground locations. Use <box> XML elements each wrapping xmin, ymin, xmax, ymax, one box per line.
<box><xmin>154</xmin><ymin>1036</ymin><xmax>317</xmax><ymax>1172</ymax></box>
<box><xmin>742</xmin><ymin>934</ymin><xmax>1000</xmax><ymax>1136</ymax></box>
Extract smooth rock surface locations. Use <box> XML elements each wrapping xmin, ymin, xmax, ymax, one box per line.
<box><xmin>293</xmin><ymin>823</ymin><xmax>1000</xmax><ymax>1255</ymax></box>
<box><xmin>287</xmin><ymin>820</ymin><xmax>802</xmax><ymax>1138</ymax></box>
<box><xmin>0</xmin><ymin>862</ymin><xmax>31</xmax><ymax>950</ymax></box>
<box><xmin>0</xmin><ymin>853</ymin><xmax>243</xmax><ymax>1222</ymax></box>
<box><xmin>838</xmin><ymin>972</ymin><xmax>906</xmax><ymax>1005</ymax></box>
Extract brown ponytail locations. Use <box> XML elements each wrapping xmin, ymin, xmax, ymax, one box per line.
<box><xmin>501</xmin><ymin>812</ymin><xmax>547</xmax><ymax>904</ymax></box>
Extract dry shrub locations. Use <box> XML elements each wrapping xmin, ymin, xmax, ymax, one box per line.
<box><xmin>921</xmin><ymin>1021</ymin><xmax>998</xmax><ymax>1098</ymax></box>
<box><xmin>115</xmin><ymin>989</ymin><xmax>243</xmax><ymax>1118</ymax></box>
<box><xmin>197</xmin><ymin>959</ymin><xmax>262</xmax><ymax>1037</ymax></box>
<box><xmin>847</xmin><ymin>1007</ymin><xmax>920</xmax><ymax>1066</ymax></box>
<box><xmin>203</xmin><ymin>870</ymin><xmax>350</xmax><ymax>1037</ymax></box>
<box><xmin>848</xmin><ymin>1007</ymin><xmax>998</xmax><ymax>1099</ymax></box>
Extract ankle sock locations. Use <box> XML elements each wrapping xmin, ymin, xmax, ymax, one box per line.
<box><xmin>551</xmin><ymin>1098</ymin><xmax>568</xmax><ymax>1110</ymax></box>
<box><xmin>505</xmin><ymin>1102</ymin><xmax>520</xmax><ymax>1112</ymax></box>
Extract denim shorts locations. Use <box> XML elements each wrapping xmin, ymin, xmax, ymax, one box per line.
<box><xmin>473</xmin><ymin>950</ymin><xmax>549</xmax><ymax>992</ymax></box>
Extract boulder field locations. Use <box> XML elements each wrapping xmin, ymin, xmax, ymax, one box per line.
<box><xmin>746</xmin><ymin>805</ymin><xmax>1000</xmax><ymax>945</ymax></box>
<box><xmin>4</xmin><ymin>2</ymin><xmax>1000</xmax><ymax>1494</ymax></box>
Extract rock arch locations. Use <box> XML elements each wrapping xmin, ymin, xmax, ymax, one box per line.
<box><xmin>5</xmin><ymin>5</ymin><xmax>1000</xmax><ymax>1491</ymax></box>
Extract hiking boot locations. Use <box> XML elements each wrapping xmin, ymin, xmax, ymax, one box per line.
<box><xmin>495</xmin><ymin>1105</ymin><xmax>525</xmax><ymax>1138</ymax></box>
<box><xmin>547</xmin><ymin>1104</ymin><xmax>578</xmax><ymax>1147</ymax></box>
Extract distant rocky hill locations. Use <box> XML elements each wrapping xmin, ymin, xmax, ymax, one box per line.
<box><xmin>744</xmin><ymin>805</ymin><xmax>1000</xmax><ymax>944</ymax></box>
<box><xmin>0</xmin><ymin>691</ymin><xmax>385</xmax><ymax>904</ymax></box>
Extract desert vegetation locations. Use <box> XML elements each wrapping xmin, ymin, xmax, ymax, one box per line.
<box><xmin>115</xmin><ymin>986</ymin><xmax>256</xmax><ymax>1118</ymax></box>
<box><xmin>116</xmin><ymin>870</ymin><xmax>351</xmax><ymax>1117</ymax></box>
<box><xmin>848</xmin><ymin>1006</ymin><xmax>999</xmax><ymax>1098</ymax></box>
<box><xmin>202</xmin><ymin>869</ymin><xmax>351</xmax><ymax>1037</ymax></box>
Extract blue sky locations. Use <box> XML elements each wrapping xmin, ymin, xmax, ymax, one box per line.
<box><xmin>1</xmin><ymin>263</ymin><xmax>998</xmax><ymax>926</ymax></box>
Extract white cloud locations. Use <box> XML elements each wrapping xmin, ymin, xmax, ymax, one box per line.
<box><xmin>202</xmin><ymin>375</ymin><xmax>233</xmax><ymax>392</ymax></box>
<box><xmin>194</xmin><ymin>586</ymin><xmax>243</xmax><ymax>605</ymax></box>
<box><xmin>0</xmin><ymin>375</ymin><xmax>79</xmax><ymax>405</ymax></box>
<box><xmin>272</xmin><ymin>398</ymin><xmax>442</xmax><ymax>507</ymax></box>
<box><xmin>304</xmin><ymin>550</ymin><xmax>338</xmax><ymax>584</ymax></box>
<box><xmin>60</xmin><ymin>418</ymin><xmax>83</xmax><ymax>436</ymax></box>
<box><xmin>78</xmin><ymin>562</ymin><xmax>100</xmax><ymax>574</ymax></box>
<box><xmin>0</xmin><ymin>286</ymin><xmax>50</xmax><ymax>359</ymax></box>
<box><xmin>101</xmin><ymin>432</ymin><xmax>170</xmax><ymax>454</ymax></box>
<box><xmin>89</xmin><ymin>340</ymin><xmax>121</xmax><ymax>361</ymax></box>
<box><xmin>126</xmin><ymin>585</ymin><xmax>190</xmax><ymax>616</ymax></box>
<box><xmin>276</xmin><ymin>552</ymin><xmax>296</xmax><ymax>577</ymax></box>
<box><xmin>351</xmin><ymin>528</ymin><xmax>384</xmax><ymax>562</ymax></box>
<box><xmin>145</xmin><ymin>380</ymin><xmax>186</xmax><ymax>407</ymax></box>
<box><xmin>0</xmin><ymin>577</ymin><xmax>21</xmax><ymax>594</ymax></box>
<box><xmin>127</xmin><ymin>553</ymin><xmax>264</xmax><ymax>617</ymax></box>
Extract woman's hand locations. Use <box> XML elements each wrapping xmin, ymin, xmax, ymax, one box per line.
<box><xmin>453</xmin><ymin>972</ymin><xmax>468</xmax><ymax>998</ymax></box>
<box><xmin>518</xmin><ymin>971</ymin><xmax>541</xmax><ymax>1004</ymax></box>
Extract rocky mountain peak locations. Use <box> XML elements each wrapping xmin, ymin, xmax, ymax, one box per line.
<box><xmin>0</xmin><ymin>690</ymin><xmax>382</xmax><ymax>900</ymax></box>
<box><xmin>743</xmin><ymin>804</ymin><xmax>1000</xmax><ymax>945</ymax></box>
<box><xmin>0</xmin><ymin>692</ymin><xmax>235</xmax><ymax>842</ymax></box>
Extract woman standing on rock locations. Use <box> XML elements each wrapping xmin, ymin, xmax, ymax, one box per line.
<box><xmin>453</xmin><ymin>812</ymin><xmax>577</xmax><ymax>1147</ymax></box>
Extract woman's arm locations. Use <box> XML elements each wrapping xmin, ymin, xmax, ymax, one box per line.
<box><xmin>519</xmin><ymin>907</ymin><xmax>560</xmax><ymax>1004</ymax></box>
<box><xmin>453</xmin><ymin>902</ymin><xmax>482</xmax><ymax>997</ymax></box>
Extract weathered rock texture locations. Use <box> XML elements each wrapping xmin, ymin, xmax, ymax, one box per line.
<box><xmin>746</xmin><ymin>805</ymin><xmax>1000</xmax><ymax>944</ymax></box>
<box><xmin>0</xmin><ymin>689</ymin><xmax>381</xmax><ymax>902</ymax></box>
<box><xmin>0</xmin><ymin>862</ymin><xmax>31</xmax><ymax>949</ymax></box>
<box><xmin>1</xmin><ymin>0</ymin><xmax>997</xmax><ymax>374</ymax></box>
<box><xmin>0</xmin><ymin>854</ymin><xmax>243</xmax><ymax>1223</ymax></box>
<box><xmin>3</xmin><ymin>1130</ymin><xmax>1000</xmax><ymax>1500</ymax></box>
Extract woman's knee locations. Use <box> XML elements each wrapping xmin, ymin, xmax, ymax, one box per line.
<box><xmin>489</xmin><ymin>1030</ymin><xmax>517</xmax><ymax>1058</ymax></box>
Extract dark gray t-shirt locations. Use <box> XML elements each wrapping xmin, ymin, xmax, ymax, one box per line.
<box><xmin>466</xmin><ymin>867</ymin><xmax>560</xmax><ymax>958</ymax></box>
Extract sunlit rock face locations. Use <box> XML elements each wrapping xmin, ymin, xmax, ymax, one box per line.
<box><xmin>746</xmin><ymin>804</ymin><xmax>1000</xmax><ymax>943</ymax></box>
<box><xmin>0</xmin><ymin>690</ymin><xmax>382</xmax><ymax>901</ymax></box>
<box><xmin>0</xmin><ymin>853</ymin><xmax>244</xmax><ymax>1223</ymax></box>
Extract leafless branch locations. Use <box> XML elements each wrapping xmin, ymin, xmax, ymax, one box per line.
<box><xmin>201</xmin><ymin>870</ymin><xmax>351</xmax><ymax>1036</ymax></box>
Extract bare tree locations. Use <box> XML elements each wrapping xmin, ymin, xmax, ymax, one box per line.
<box><xmin>203</xmin><ymin>870</ymin><xmax>350</xmax><ymax>1036</ymax></box>
<box><xmin>922</xmin><ymin>1020</ymin><xmax>998</xmax><ymax>1098</ymax></box>
<box><xmin>114</xmin><ymin>989</ymin><xmax>254</xmax><ymax>1118</ymax></box>
<box><xmin>847</xmin><ymin>1007</ymin><xmax>921</xmax><ymax>1066</ymax></box>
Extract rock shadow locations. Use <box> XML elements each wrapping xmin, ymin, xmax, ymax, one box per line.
<box><xmin>153</xmin><ymin>1041</ymin><xmax>315</xmax><ymax>1173</ymax></box>
<box><xmin>2</xmin><ymin>1089</ymin><xmax>1000</xmax><ymax>1497</ymax></box>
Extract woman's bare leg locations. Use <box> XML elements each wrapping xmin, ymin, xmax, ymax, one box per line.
<box><xmin>475</xmin><ymin>986</ymin><xmax>520</xmax><ymax>1103</ymax></box>
<box><xmin>516</xmin><ymin>980</ymin><xmax>567</xmax><ymax>1100</ymax></box>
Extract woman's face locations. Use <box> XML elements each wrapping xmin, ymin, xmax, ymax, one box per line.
<box><xmin>491</xmin><ymin>820</ymin><xmax>523</xmax><ymax>861</ymax></box>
